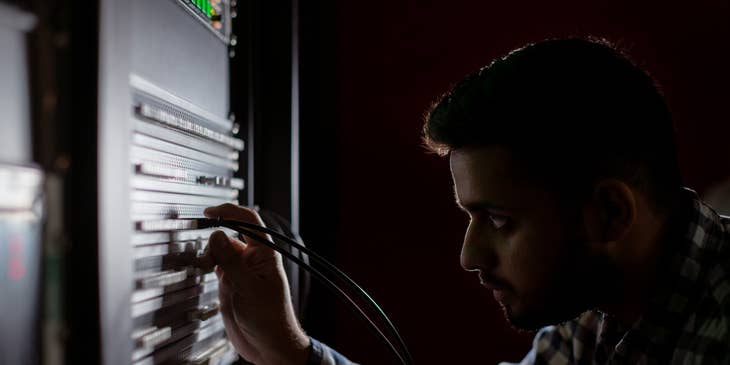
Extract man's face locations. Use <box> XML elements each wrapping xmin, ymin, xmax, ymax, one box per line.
<box><xmin>450</xmin><ymin>146</ymin><xmax>604</xmax><ymax>330</ymax></box>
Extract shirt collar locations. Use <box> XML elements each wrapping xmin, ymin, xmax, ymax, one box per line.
<box><xmin>606</xmin><ymin>188</ymin><xmax>725</xmax><ymax>363</ymax></box>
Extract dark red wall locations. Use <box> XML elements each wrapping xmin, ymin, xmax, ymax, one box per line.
<box><xmin>308</xmin><ymin>1</ymin><xmax>730</xmax><ymax>363</ymax></box>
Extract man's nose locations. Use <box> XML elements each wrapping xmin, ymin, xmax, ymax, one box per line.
<box><xmin>460</xmin><ymin>223</ymin><xmax>497</xmax><ymax>272</ymax></box>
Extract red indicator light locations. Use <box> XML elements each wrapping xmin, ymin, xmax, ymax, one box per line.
<box><xmin>8</xmin><ymin>235</ymin><xmax>26</xmax><ymax>281</ymax></box>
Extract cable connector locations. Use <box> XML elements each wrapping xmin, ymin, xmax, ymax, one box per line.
<box><xmin>192</xmin><ymin>217</ymin><xmax>222</xmax><ymax>229</ymax></box>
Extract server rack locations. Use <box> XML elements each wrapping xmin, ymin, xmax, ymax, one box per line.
<box><xmin>95</xmin><ymin>1</ymin><xmax>241</xmax><ymax>364</ymax></box>
<box><xmin>0</xmin><ymin>0</ymin><xmax>305</xmax><ymax>362</ymax></box>
<box><xmin>51</xmin><ymin>0</ymin><xmax>303</xmax><ymax>364</ymax></box>
<box><xmin>0</xmin><ymin>3</ymin><xmax>44</xmax><ymax>365</ymax></box>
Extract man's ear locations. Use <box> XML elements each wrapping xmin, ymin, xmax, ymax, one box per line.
<box><xmin>584</xmin><ymin>179</ymin><xmax>636</xmax><ymax>246</ymax></box>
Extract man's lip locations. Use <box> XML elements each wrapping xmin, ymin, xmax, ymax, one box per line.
<box><xmin>492</xmin><ymin>289</ymin><xmax>507</xmax><ymax>303</ymax></box>
<box><xmin>480</xmin><ymin>281</ymin><xmax>504</xmax><ymax>291</ymax></box>
<box><xmin>479</xmin><ymin>274</ymin><xmax>510</xmax><ymax>291</ymax></box>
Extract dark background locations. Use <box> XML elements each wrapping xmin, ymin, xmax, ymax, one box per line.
<box><xmin>295</xmin><ymin>0</ymin><xmax>730</xmax><ymax>363</ymax></box>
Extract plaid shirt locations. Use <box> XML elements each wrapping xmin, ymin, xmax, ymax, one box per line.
<box><xmin>504</xmin><ymin>188</ymin><xmax>730</xmax><ymax>365</ymax></box>
<box><xmin>309</xmin><ymin>188</ymin><xmax>730</xmax><ymax>365</ymax></box>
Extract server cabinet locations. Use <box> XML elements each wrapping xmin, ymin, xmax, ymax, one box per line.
<box><xmin>11</xmin><ymin>0</ymin><xmax>308</xmax><ymax>362</ymax></box>
<box><xmin>0</xmin><ymin>163</ymin><xmax>44</xmax><ymax>365</ymax></box>
<box><xmin>0</xmin><ymin>2</ymin><xmax>35</xmax><ymax>164</ymax></box>
<box><xmin>89</xmin><ymin>1</ymin><xmax>241</xmax><ymax>364</ymax></box>
<box><xmin>0</xmin><ymin>3</ymin><xmax>43</xmax><ymax>365</ymax></box>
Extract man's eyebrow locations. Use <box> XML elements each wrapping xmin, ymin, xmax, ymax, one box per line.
<box><xmin>452</xmin><ymin>189</ymin><xmax>507</xmax><ymax>212</ymax></box>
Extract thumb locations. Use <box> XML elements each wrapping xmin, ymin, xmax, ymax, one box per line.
<box><xmin>208</xmin><ymin>230</ymin><xmax>245</xmax><ymax>272</ymax></box>
<box><xmin>204</xmin><ymin>204</ymin><xmax>273</xmax><ymax>249</ymax></box>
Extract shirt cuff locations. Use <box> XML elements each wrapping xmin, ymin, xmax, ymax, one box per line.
<box><xmin>307</xmin><ymin>337</ymin><xmax>357</xmax><ymax>365</ymax></box>
<box><xmin>307</xmin><ymin>337</ymin><xmax>327</xmax><ymax>365</ymax></box>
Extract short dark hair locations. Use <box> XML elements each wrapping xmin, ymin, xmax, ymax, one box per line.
<box><xmin>423</xmin><ymin>38</ymin><xmax>682</xmax><ymax>213</ymax></box>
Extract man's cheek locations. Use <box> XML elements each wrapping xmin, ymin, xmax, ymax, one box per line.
<box><xmin>515</xmin><ymin>246</ymin><xmax>568</xmax><ymax>296</ymax></box>
<box><xmin>510</xmin><ymin>239</ymin><xmax>558</xmax><ymax>276</ymax></box>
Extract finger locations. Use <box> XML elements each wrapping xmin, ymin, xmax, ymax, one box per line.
<box><xmin>204</xmin><ymin>203</ymin><xmax>263</xmax><ymax>224</ymax></box>
<box><xmin>193</xmin><ymin>245</ymin><xmax>215</xmax><ymax>273</ymax></box>
<box><xmin>207</xmin><ymin>230</ymin><xmax>247</xmax><ymax>273</ymax></box>
<box><xmin>206</xmin><ymin>231</ymin><xmax>277</xmax><ymax>295</ymax></box>
<box><xmin>194</xmin><ymin>232</ymin><xmax>243</xmax><ymax>272</ymax></box>
<box><xmin>204</xmin><ymin>203</ymin><xmax>273</xmax><ymax>249</ymax></box>
<box><xmin>217</xmin><ymin>273</ymin><xmax>252</xmax><ymax>355</ymax></box>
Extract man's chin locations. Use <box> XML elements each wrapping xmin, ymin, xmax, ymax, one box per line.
<box><xmin>499</xmin><ymin>302</ymin><xmax>584</xmax><ymax>332</ymax></box>
<box><xmin>500</xmin><ymin>304</ymin><xmax>544</xmax><ymax>332</ymax></box>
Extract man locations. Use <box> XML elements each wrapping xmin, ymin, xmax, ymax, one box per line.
<box><xmin>198</xmin><ymin>38</ymin><xmax>730</xmax><ymax>364</ymax></box>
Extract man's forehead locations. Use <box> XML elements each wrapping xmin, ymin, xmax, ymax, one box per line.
<box><xmin>449</xmin><ymin>146</ymin><xmax>537</xmax><ymax>210</ymax></box>
<box><xmin>450</xmin><ymin>146</ymin><xmax>514</xmax><ymax>184</ymax></box>
<box><xmin>451</xmin><ymin>147</ymin><xmax>508</xmax><ymax>203</ymax></box>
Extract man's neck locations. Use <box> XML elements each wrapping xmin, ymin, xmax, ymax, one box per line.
<box><xmin>599</xmin><ymin>199</ymin><xmax>684</xmax><ymax>328</ymax></box>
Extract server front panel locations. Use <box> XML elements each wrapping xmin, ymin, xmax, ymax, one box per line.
<box><xmin>127</xmin><ymin>74</ymin><xmax>241</xmax><ymax>365</ymax></box>
<box><xmin>99</xmin><ymin>0</ymin><xmax>242</xmax><ymax>363</ymax></box>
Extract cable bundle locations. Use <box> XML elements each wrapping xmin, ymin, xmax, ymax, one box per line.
<box><xmin>195</xmin><ymin>218</ymin><xmax>413</xmax><ymax>365</ymax></box>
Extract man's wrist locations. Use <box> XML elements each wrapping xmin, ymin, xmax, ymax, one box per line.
<box><xmin>289</xmin><ymin>334</ymin><xmax>312</xmax><ymax>365</ymax></box>
<box><xmin>263</xmin><ymin>331</ymin><xmax>311</xmax><ymax>365</ymax></box>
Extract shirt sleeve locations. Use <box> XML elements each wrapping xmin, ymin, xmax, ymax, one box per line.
<box><xmin>307</xmin><ymin>337</ymin><xmax>360</xmax><ymax>365</ymax></box>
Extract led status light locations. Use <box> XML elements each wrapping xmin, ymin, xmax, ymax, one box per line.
<box><xmin>180</xmin><ymin>0</ymin><xmax>226</xmax><ymax>35</ymax></box>
<box><xmin>190</xmin><ymin>0</ymin><xmax>219</xmax><ymax>19</ymax></box>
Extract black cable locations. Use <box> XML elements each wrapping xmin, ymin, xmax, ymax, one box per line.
<box><xmin>231</xmin><ymin>226</ymin><xmax>407</xmax><ymax>365</ymax></box>
<box><xmin>198</xmin><ymin>219</ymin><xmax>411</xmax><ymax>365</ymax></box>
<box><xmin>217</xmin><ymin>219</ymin><xmax>413</xmax><ymax>363</ymax></box>
<box><xmin>205</xmin><ymin>218</ymin><xmax>414</xmax><ymax>365</ymax></box>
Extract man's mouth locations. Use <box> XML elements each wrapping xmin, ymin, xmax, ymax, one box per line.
<box><xmin>479</xmin><ymin>275</ymin><xmax>511</xmax><ymax>303</ymax></box>
<box><xmin>478</xmin><ymin>273</ymin><xmax>511</xmax><ymax>292</ymax></box>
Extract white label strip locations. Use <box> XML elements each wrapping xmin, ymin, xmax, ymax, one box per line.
<box><xmin>132</xmin><ymin>177</ymin><xmax>239</xmax><ymax>199</ymax></box>
<box><xmin>137</xmin><ymin>103</ymin><xmax>243</xmax><ymax>151</ymax></box>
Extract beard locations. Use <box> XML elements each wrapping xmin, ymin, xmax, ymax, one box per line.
<box><xmin>499</xmin><ymin>297</ymin><xmax>589</xmax><ymax>332</ymax></box>
<box><xmin>499</xmin><ymin>235</ymin><xmax>618</xmax><ymax>332</ymax></box>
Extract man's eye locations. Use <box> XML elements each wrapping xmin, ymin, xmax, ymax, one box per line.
<box><xmin>488</xmin><ymin>215</ymin><xmax>509</xmax><ymax>229</ymax></box>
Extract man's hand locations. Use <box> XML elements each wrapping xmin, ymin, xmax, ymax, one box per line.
<box><xmin>195</xmin><ymin>203</ymin><xmax>311</xmax><ymax>365</ymax></box>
